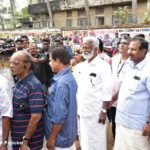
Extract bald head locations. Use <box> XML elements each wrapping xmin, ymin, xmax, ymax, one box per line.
<box><xmin>11</xmin><ymin>50</ymin><xmax>33</xmax><ymax>63</ymax></box>
<box><xmin>10</xmin><ymin>51</ymin><xmax>33</xmax><ymax>78</ymax></box>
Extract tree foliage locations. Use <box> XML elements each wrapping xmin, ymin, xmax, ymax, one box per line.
<box><xmin>16</xmin><ymin>7</ymin><xmax>30</xmax><ymax>18</ymax></box>
<box><xmin>114</xmin><ymin>6</ymin><xmax>129</xmax><ymax>25</ymax></box>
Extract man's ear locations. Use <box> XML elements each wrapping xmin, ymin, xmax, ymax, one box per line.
<box><xmin>56</xmin><ymin>58</ymin><xmax>60</xmax><ymax>65</ymax></box>
<box><xmin>24</xmin><ymin>62</ymin><xmax>31</xmax><ymax>70</ymax></box>
<box><xmin>143</xmin><ymin>48</ymin><xmax>147</xmax><ymax>55</ymax></box>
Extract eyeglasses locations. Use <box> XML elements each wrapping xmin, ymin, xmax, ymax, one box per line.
<box><xmin>120</xmin><ymin>42</ymin><xmax>129</xmax><ymax>45</ymax></box>
<box><xmin>43</xmin><ymin>43</ymin><xmax>49</xmax><ymax>45</ymax></box>
<box><xmin>10</xmin><ymin>61</ymin><xmax>26</xmax><ymax>66</ymax></box>
<box><xmin>28</xmin><ymin>48</ymin><xmax>37</xmax><ymax>50</ymax></box>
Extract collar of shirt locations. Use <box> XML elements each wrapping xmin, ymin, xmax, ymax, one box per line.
<box><xmin>129</xmin><ymin>57</ymin><xmax>147</xmax><ymax>71</ymax></box>
<box><xmin>18</xmin><ymin>71</ymin><xmax>34</xmax><ymax>84</ymax></box>
<box><xmin>85</xmin><ymin>55</ymin><xmax>103</xmax><ymax>66</ymax></box>
<box><xmin>52</xmin><ymin>67</ymin><xmax>70</xmax><ymax>82</ymax></box>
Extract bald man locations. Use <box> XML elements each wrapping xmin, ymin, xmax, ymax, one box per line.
<box><xmin>10</xmin><ymin>51</ymin><xmax>45</xmax><ymax>150</ymax></box>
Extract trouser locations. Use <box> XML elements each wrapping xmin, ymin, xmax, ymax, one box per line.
<box><xmin>108</xmin><ymin>107</ymin><xmax>116</xmax><ymax>139</ymax></box>
<box><xmin>55</xmin><ymin>143</ymin><xmax>76</xmax><ymax>150</ymax></box>
<box><xmin>114</xmin><ymin>124</ymin><xmax>150</xmax><ymax>150</ymax></box>
<box><xmin>79</xmin><ymin>115</ymin><xmax>107</xmax><ymax>150</ymax></box>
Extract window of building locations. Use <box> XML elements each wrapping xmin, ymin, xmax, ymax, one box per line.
<box><xmin>95</xmin><ymin>16</ymin><xmax>104</xmax><ymax>26</ymax></box>
<box><xmin>96</xmin><ymin>7</ymin><xmax>104</xmax><ymax>14</ymax></box>
<box><xmin>78</xmin><ymin>18</ymin><xmax>87</xmax><ymax>27</ymax></box>
<box><xmin>67</xmin><ymin>19</ymin><xmax>72</xmax><ymax>28</ymax></box>
<box><xmin>112</xmin><ymin>15</ymin><xmax>119</xmax><ymax>25</ymax></box>
<box><xmin>78</xmin><ymin>9</ymin><xmax>86</xmax><ymax>17</ymax></box>
<box><xmin>128</xmin><ymin>14</ymin><xmax>133</xmax><ymax>23</ymax></box>
<box><xmin>34</xmin><ymin>22</ymin><xmax>40</xmax><ymax>28</ymax></box>
<box><xmin>38</xmin><ymin>0</ymin><xmax>44</xmax><ymax>3</ymax></box>
<box><xmin>42</xmin><ymin>21</ymin><xmax>48</xmax><ymax>27</ymax></box>
<box><xmin>112</xmin><ymin>14</ymin><xmax>133</xmax><ymax>25</ymax></box>
<box><xmin>67</xmin><ymin>10</ymin><xmax>72</xmax><ymax>18</ymax></box>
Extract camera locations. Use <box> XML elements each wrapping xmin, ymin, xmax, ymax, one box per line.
<box><xmin>0</xmin><ymin>42</ymin><xmax>15</xmax><ymax>56</ymax></box>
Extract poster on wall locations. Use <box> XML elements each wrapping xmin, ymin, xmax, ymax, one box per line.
<box><xmin>62</xmin><ymin>28</ymin><xmax>150</xmax><ymax>47</ymax></box>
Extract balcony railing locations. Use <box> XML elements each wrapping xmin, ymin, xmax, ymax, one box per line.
<box><xmin>28</xmin><ymin>0</ymin><xmax>132</xmax><ymax>15</ymax></box>
<box><xmin>28</xmin><ymin>0</ymin><xmax>60</xmax><ymax>15</ymax></box>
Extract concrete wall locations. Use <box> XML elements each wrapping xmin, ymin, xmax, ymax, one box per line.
<box><xmin>54</xmin><ymin>11</ymin><xmax>66</xmax><ymax>28</ymax></box>
<box><xmin>137</xmin><ymin>0</ymin><xmax>147</xmax><ymax>23</ymax></box>
<box><xmin>104</xmin><ymin>6</ymin><xmax>113</xmax><ymax>26</ymax></box>
<box><xmin>72</xmin><ymin>10</ymin><xmax>78</xmax><ymax>27</ymax></box>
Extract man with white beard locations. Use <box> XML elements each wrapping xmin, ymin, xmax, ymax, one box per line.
<box><xmin>74</xmin><ymin>36</ymin><xmax>112</xmax><ymax>150</ymax></box>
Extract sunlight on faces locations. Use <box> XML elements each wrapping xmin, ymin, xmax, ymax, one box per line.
<box><xmin>82</xmin><ymin>42</ymin><xmax>95</xmax><ymax>60</ymax></box>
<box><xmin>128</xmin><ymin>40</ymin><xmax>146</xmax><ymax>64</ymax></box>
<box><xmin>10</xmin><ymin>53</ymin><xmax>28</xmax><ymax>77</ymax></box>
<box><xmin>49</xmin><ymin>56</ymin><xmax>59</xmax><ymax>73</ymax></box>
<box><xmin>119</xmin><ymin>39</ymin><xmax>129</xmax><ymax>53</ymax></box>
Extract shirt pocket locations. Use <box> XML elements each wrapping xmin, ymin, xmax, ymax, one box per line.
<box><xmin>128</xmin><ymin>77</ymin><xmax>141</xmax><ymax>92</ymax></box>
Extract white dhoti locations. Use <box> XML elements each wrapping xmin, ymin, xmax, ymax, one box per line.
<box><xmin>79</xmin><ymin>115</ymin><xmax>107</xmax><ymax>150</ymax></box>
<box><xmin>114</xmin><ymin>124</ymin><xmax>150</xmax><ymax>150</ymax></box>
<box><xmin>55</xmin><ymin>143</ymin><xmax>76</xmax><ymax>150</ymax></box>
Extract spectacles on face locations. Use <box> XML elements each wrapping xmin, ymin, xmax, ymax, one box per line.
<box><xmin>28</xmin><ymin>48</ymin><xmax>37</xmax><ymax>51</ymax></box>
<box><xmin>10</xmin><ymin>61</ymin><xmax>26</xmax><ymax>66</ymax></box>
<box><xmin>43</xmin><ymin>43</ymin><xmax>49</xmax><ymax>45</ymax></box>
<box><xmin>120</xmin><ymin>42</ymin><xmax>129</xmax><ymax>45</ymax></box>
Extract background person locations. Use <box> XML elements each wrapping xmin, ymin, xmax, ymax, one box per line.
<box><xmin>0</xmin><ymin>75</ymin><xmax>13</xmax><ymax>150</ymax></box>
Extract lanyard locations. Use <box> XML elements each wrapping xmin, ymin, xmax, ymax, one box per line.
<box><xmin>117</xmin><ymin>59</ymin><xmax>125</xmax><ymax>77</ymax></box>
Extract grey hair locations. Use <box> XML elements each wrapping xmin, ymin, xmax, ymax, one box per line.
<box><xmin>24</xmin><ymin>51</ymin><xmax>33</xmax><ymax>63</ymax></box>
<box><xmin>83</xmin><ymin>36</ymin><xmax>99</xmax><ymax>48</ymax></box>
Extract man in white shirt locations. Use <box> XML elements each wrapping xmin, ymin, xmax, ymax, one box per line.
<box><xmin>114</xmin><ymin>37</ymin><xmax>150</xmax><ymax>150</ymax></box>
<box><xmin>74</xmin><ymin>36</ymin><xmax>112</xmax><ymax>150</ymax></box>
<box><xmin>110</xmin><ymin>36</ymin><xmax>130</xmax><ymax>138</ymax></box>
<box><xmin>0</xmin><ymin>75</ymin><xmax>13</xmax><ymax>150</ymax></box>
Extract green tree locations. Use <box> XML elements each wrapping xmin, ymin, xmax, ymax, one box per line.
<box><xmin>114</xmin><ymin>6</ymin><xmax>129</xmax><ymax>25</ymax></box>
<box><xmin>0</xmin><ymin>6</ymin><xmax>7</xmax><ymax>29</ymax></box>
<box><xmin>16</xmin><ymin>7</ymin><xmax>30</xmax><ymax>18</ymax></box>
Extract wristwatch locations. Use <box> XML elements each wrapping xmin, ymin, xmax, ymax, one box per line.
<box><xmin>1</xmin><ymin>141</ymin><xmax>8</xmax><ymax>145</ymax></box>
<box><xmin>23</xmin><ymin>136</ymin><xmax>30</xmax><ymax>142</ymax></box>
<box><xmin>101</xmin><ymin>109</ymin><xmax>107</xmax><ymax>113</ymax></box>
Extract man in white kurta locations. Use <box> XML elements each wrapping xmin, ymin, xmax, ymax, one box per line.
<box><xmin>0</xmin><ymin>75</ymin><xmax>13</xmax><ymax>149</ymax></box>
<box><xmin>74</xmin><ymin>36</ymin><xmax>112</xmax><ymax>150</ymax></box>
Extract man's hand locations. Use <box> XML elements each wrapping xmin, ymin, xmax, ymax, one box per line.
<box><xmin>98</xmin><ymin>111</ymin><xmax>107</xmax><ymax>124</ymax></box>
<box><xmin>142</xmin><ymin>123</ymin><xmax>150</xmax><ymax>136</ymax></box>
<box><xmin>32</xmin><ymin>57</ymin><xmax>38</xmax><ymax>63</ymax></box>
<box><xmin>46</xmin><ymin>135</ymin><xmax>56</xmax><ymax>150</ymax></box>
<box><xmin>148</xmin><ymin>136</ymin><xmax>150</xmax><ymax>144</ymax></box>
<box><xmin>108</xmin><ymin>101</ymin><xmax>114</xmax><ymax>109</ymax></box>
<box><xmin>20</xmin><ymin>141</ymin><xmax>29</xmax><ymax>150</ymax></box>
<box><xmin>142</xmin><ymin>123</ymin><xmax>150</xmax><ymax>144</ymax></box>
<box><xmin>0</xmin><ymin>144</ymin><xmax>7</xmax><ymax>150</ymax></box>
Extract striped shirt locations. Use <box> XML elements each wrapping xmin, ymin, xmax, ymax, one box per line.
<box><xmin>11</xmin><ymin>72</ymin><xmax>45</xmax><ymax>150</ymax></box>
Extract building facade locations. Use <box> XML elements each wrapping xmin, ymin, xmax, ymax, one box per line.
<box><xmin>28</xmin><ymin>0</ymin><xmax>149</xmax><ymax>29</ymax></box>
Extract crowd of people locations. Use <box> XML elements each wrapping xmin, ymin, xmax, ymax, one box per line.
<box><xmin>0</xmin><ymin>32</ymin><xmax>150</xmax><ymax>150</ymax></box>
